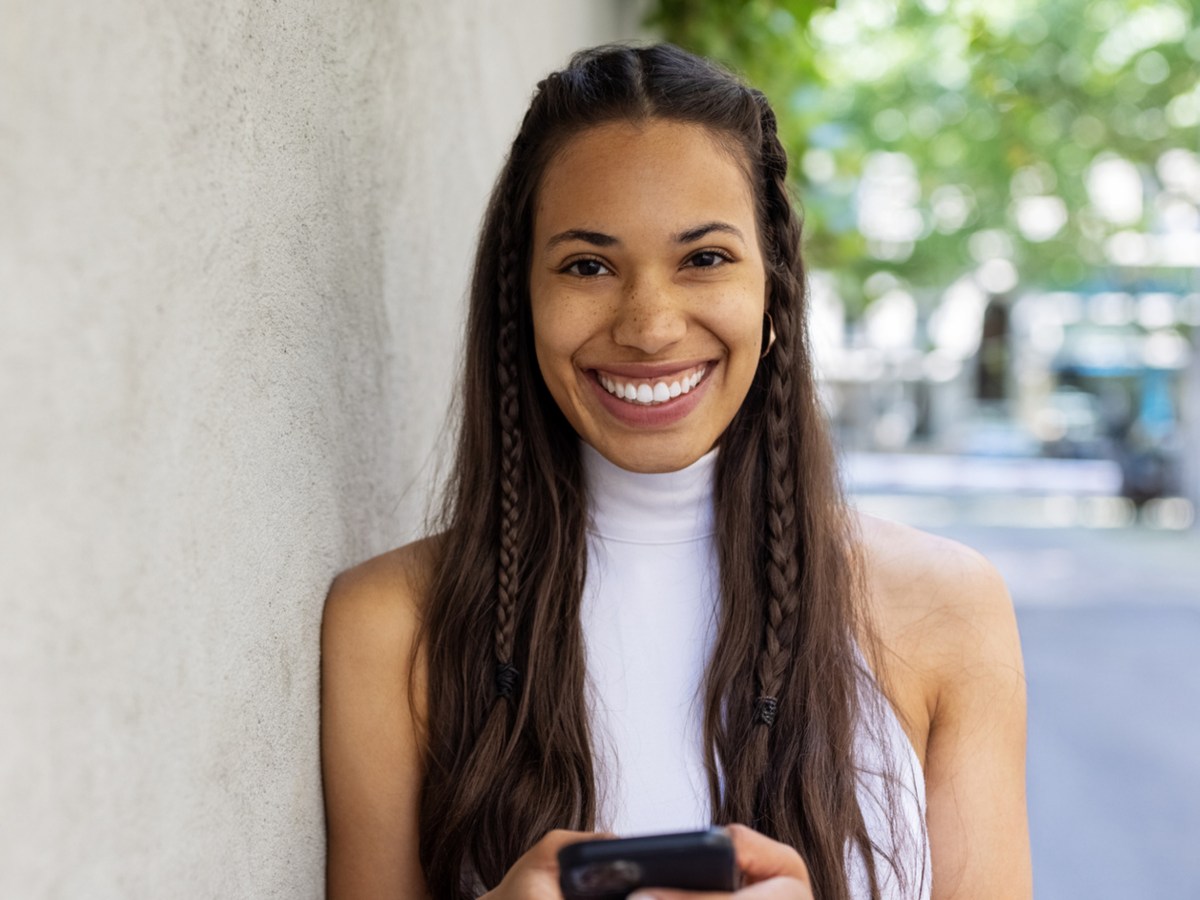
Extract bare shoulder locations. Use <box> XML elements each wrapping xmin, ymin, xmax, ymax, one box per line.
<box><xmin>321</xmin><ymin>539</ymin><xmax>438</xmax><ymax>724</ymax></box>
<box><xmin>855</xmin><ymin>512</ymin><xmax>1031</xmax><ymax>897</ymax></box>
<box><xmin>325</xmin><ymin>536</ymin><xmax>440</xmax><ymax>631</ymax></box>
<box><xmin>856</xmin><ymin>511</ymin><xmax>1014</xmax><ymax>652</ymax></box>
<box><xmin>853</xmin><ymin>511</ymin><xmax>1021</xmax><ymax>754</ymax></box>
<box><xmin>321</xmin><ymin>536</ymin><xmax>442</xmax><ymax>899</ymax></box>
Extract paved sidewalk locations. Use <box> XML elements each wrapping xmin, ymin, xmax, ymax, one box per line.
<box><xmin>1018</xmin><ymin>603</ymin><xmax>1200</xmax><ymax>899</ymax></box>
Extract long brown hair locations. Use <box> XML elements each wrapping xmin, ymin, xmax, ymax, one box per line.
<box><xmin>417</xmin><ymin>44</ymin><xmax>908</xmax><ymax>899</ymax></box>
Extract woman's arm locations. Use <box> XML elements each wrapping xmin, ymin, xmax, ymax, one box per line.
<box><xmin>921</xmin><ymin>546</ymin><xmax>1032</xmax><ymax>899</ymax></box>
<box><xmin>860</xmin><ymin>514</ymin><xmax>1032</xmax><ymax>899</ymax></box>
<box><xmin>321</xmin><ymin>543</ymin><xmax>433</xmax><ymax>899</ymax></box>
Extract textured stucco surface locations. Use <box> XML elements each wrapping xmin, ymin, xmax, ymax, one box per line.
<box><xmin>0</xmin><ymin>2</ymin><xmax>638</xmax><ymax>896</ymax></box>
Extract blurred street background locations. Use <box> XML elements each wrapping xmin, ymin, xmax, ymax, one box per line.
<box><xmin>653</xmin><ymin>0</ymin><xmax>1199</xmax><ymax>896</ymax></box>
<box><xmin>852</xmin><ymin>489</ymin><xmax>1200</xmax><ymax>898</ymax></box>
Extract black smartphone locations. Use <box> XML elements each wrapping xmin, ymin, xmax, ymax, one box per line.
<box><xmin>558</xmin><ymin>828</ymin><xmax>738</xmax><ymax>900</ymax></box>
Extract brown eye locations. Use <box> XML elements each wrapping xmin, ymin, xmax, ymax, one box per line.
<box><xmin>688</xmin><ymin>250</ymin><xmax>731</xmax><ymax>269</ymax></box>
<box><xmin>564</xmin><ymin>258</ymin><xmax>611</xmax><ymax>277</ymax></box>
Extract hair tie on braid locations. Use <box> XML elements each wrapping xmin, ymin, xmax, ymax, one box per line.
<box><xmin>495</xmin><ymin>661</ymin><xmax>520</xmax><ymax>700</ymax></box>
<box><xmin>753</xmin><ymin>695</ymin><xmax>779</xmax><ymax>728</ymax></box>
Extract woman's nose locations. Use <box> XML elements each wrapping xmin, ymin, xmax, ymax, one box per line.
<box><xmin>611</xmin><ymin>280</ymin><xmax>687</xmax><ymax>355</ymax></box>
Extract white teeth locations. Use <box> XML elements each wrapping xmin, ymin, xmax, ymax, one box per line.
<box><xmin>597</xmin><ymin>365</ymin><xmax>707</xmax><ymax>406</ymax></box>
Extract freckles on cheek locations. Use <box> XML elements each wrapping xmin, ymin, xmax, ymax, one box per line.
<box><xmin>541</xmin><ymin>300</ymin><xmax>598</xmax><ymax>353</ymax></box>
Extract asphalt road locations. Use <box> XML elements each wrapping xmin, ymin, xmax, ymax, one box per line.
<box><xmin>855</xmin><ymin>495</ymin><xmax>1200</xmax><ymax>899</ymax></box>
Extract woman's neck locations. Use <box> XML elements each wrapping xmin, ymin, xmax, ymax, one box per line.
<box><xmin>580</xmin><ymin>441</ymin><xmax>717</xmax><ymax>544</ymax></box>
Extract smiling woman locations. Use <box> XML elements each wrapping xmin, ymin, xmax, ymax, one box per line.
<box><xmin>530</xmin><ymin>120</ymin><xmax>767</xmax><ymax>474</ymax></box>
<box><xmin>320</xmin><ymin>43</ymin><xmax>1031</xmax><ymax>900</ymax></box>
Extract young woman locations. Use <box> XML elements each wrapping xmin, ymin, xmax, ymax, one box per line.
<box><xmin>321</xmin><ymin>44</ymin><xmax>1031</xmax><ymax>900</ymax></box>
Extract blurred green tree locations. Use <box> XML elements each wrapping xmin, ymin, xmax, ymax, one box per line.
<box><xmin>649</xmin><ymin>0</ymin><xmax>1200</xmax><ymax>317</ymax></box>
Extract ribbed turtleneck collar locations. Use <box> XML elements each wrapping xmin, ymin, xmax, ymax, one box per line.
<box><xmin>580</xmin><ymin>441</ymin><xmax>717</xmax><ymax>544</ymax></box>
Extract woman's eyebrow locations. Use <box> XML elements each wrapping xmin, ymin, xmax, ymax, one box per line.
<box><xmin>545</xmin><ymin>222</ymin><xmax>746</xmax><ymax>251</ymax></box>
<box><xmin>545</xmin><ymin>229</ymin><xmax>619</xmax><ymax>250</ymax></box>
<box><xmin>675</xmin><ymin>221</ymin><xmax>745</xmax><ymax>244</ymax></box>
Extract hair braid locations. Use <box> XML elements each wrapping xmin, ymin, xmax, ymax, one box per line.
<box><xmin>747</xmin><ymin>93</ymin><xmax>812</xmax><ymax>840</ymax></box>
<box><xmin>753</xmin><ymin>91</ymin><xmax>803</xmax><ymax>723</ymax></box>
<box><xmin>494</xmin><ymin>214</ymin><xmax>523</xmax><ymax>701</ymax></box>
<box><xmin>756</xmin><ymin>343</ymin><xmax>800</xmax><ymax>705</ymax></box>
<box><xmin>749</xmin><ymin>92</ymin><xmax>888</xmax><ymax>900</ymax></box>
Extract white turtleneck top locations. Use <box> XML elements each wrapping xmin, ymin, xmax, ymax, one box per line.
<box><xmin>579</xmin><ymin>441</ymin><xmax>931</xmax><ymax>900</ymax></box>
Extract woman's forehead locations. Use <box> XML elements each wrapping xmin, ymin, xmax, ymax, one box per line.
<box><xmin>532</xmin><ymin>119</ymin><xmax>758</xmax><ymax>248</ymax></box>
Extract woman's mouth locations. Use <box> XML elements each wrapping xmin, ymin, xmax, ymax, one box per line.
<box><xmin>593</xmin><ymin>364</ymin><xmax>708</xmax><ymax>406</ymax></box>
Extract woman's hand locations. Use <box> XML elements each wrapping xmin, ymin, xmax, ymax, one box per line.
<box><xmin>628</xmin><ymin>824</ymin><xmax>814</xmax><ymax>900</ymax></box>
<box><xmin>481</xmin><ymin>825</ymin><xmax>810</xmax><ymax>900</ymax></box>
<box><xmin>478</xmin><ymin>829</ymin><xmax>615</xmax><ymax>900</ymax></box>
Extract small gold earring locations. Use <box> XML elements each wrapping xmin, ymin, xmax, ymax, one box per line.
<box><xmin>761</xmin><ymin>312</ymin><xmax>777</xmax><ymax>358</ymax></box>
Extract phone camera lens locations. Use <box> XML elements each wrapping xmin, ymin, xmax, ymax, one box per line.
<box><xmin>567</xmin><ymin>859</ymin><xmax>644</xmax><ymax>893</ymax></box>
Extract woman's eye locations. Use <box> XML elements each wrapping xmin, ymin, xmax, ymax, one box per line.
<box><xmin>688</xmin><ymin>250</ymin><xmax>731</xmax><ymax>269</ymax></box>
<box><xmin>563</xmin><ymin>258</ymin><xmax>611</xmax><ymax>277</ymax></box>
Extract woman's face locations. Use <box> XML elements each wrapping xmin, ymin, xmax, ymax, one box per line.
<box><xmin>529</xmin><ymin>119</ymin><xmax>768</xmax><ymax>474</ymax></box>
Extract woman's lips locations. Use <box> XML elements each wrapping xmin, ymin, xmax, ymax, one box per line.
<box><xmin>584</xmin><ymin>361</ymin><xmax>716</xmax><ymax>427</ymax></box>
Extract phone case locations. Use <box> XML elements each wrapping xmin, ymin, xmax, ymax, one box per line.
<box><xmin>558</xmin><ymin>828</ymin><xmax>737</xmax><ymax>900</ymax></box>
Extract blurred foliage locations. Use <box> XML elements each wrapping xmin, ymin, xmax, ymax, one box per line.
<box><xmin>649</xmin><ymin>0</ymin><xmax>1200</xmax><ymax>317</ymax></box>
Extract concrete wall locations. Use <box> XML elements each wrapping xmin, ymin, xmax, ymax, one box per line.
<box><xmin>0</xmin><ymin>2</ymin><xmax>643</xmax><ymax>896</ymax></box>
